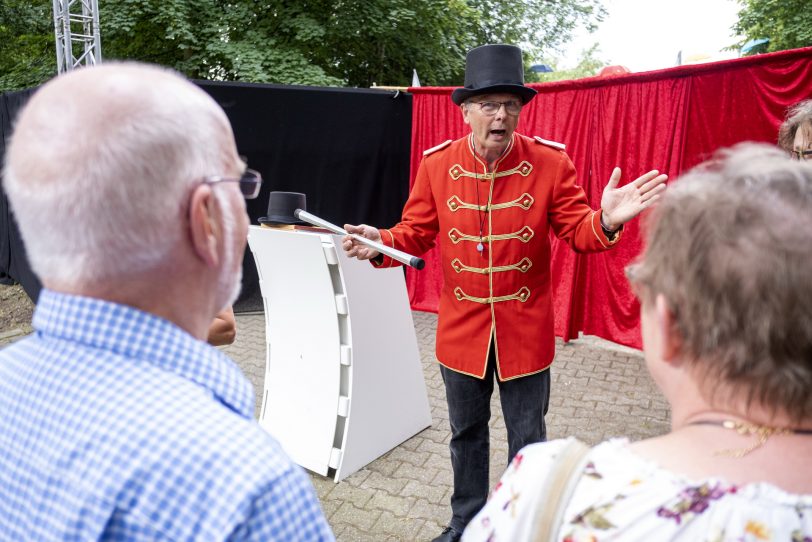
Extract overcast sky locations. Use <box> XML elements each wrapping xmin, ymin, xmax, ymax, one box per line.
<box><xmin>557</xmin><ymin>0</ymin><xmax>743</xmax><ymax>72</ymax></box>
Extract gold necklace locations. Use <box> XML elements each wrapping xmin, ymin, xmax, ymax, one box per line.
<box><xmin>687</xmin><ymin>419</ymin><xmax>812</xmax><ymax>458</ymax></box>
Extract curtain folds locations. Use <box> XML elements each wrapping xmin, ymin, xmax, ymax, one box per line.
<box><xmin>406</xmin><ymin>46</ymin><xmax>812</xmax><ymax>349</ymax></box>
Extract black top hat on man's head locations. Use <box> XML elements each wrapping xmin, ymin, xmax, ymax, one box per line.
<box><xmin>451</xmin><ymin>44</ymin><xmax>537</xmax><ymax>106</ymax></box>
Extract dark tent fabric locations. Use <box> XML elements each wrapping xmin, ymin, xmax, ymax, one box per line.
<box><xmin>0</xmin><ymin>81</ymin><xmax>412</xmax><ymax>310</ymax></box>
<box><xmin>0</xmin><ymin>88</ymin><xmax>41</xmax><ymax>301</ymax></box>
<box><xmin>199</xmin><ymin>81</ymin><xmax>412</xmax><ymax>311</ymax></box>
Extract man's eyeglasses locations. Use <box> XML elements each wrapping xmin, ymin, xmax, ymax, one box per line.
<box><xmin>202</xmin><ymin>168</ymin><xmax>263</xmax><ymax>199</ymax></box>
<box><xmin>468</xmin><ymin>100</ymin><xmax>522</xmax><ymax>116</ymax></box>
<box><xmin>790</xmin><ymin>149</ymin><xmax>812</xmax><ymax>162</ymax></box>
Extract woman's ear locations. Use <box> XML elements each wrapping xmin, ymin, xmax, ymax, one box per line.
<box><xmin>655</xmin><ymin>293</ymin><xmax>682</xmax><ymax>363</ymax></box>
<box><xmin>188</xmin><ymin>184</ymin><xmax>220</xmax><ymax>268</ymax></box>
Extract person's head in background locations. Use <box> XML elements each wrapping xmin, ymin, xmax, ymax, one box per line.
<box><xmin>3</xmin><ymin>62</ymin><xmax>253</xmax><ymax>341</ymax></box>
<box><xmin>626</xmin><ymin>143</ymin><xmax>812</xmax><ymax>428</ymax></box>
<box><xmin>778</xmin><ymin>99</ymin><xmax>812</xmax><ymax>162</ymax></box>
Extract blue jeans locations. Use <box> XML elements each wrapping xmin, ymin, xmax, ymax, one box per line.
<box><xmin>440</xmin><ymin>346</ymin><xmax>551</xmax><ymax>533</ymax></box>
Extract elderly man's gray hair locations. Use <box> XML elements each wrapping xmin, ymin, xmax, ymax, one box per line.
<box><xmin>3</xmin><ymin>62</ymin><xmax>236</xmax><ymax>287</ymax></box>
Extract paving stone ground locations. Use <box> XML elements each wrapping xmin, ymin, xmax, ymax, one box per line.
<box><xmin>221</xmin><ymin>310</ymin><xmax>670</xmax><ymax>542</ymax></box>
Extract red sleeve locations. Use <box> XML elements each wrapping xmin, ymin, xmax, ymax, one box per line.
<box><xmin>548</xmin><ymin>152</ymin><xmax>621</xmax><ymax>253</ymax></box>
<box><xmin>372</xmin><ymin>159</ymin><xmax>440</xmax><ymax>268</ymax></box>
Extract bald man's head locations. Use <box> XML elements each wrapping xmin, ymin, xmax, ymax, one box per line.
<box><xmin>4</xmin><ymin>63</ymin><xmax>242</xmax><ymax>287</ymax></box>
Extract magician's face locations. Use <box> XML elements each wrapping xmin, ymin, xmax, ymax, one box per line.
<box><xmin>461</xmin><ymin>92</ymin><xmax>522</xmax><ymax>158</ymax></box>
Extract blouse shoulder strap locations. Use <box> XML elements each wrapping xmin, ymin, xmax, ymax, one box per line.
<box><xmin>531</xmin><ymin>438</ymin><xmax>591</xmax><ymax>542</ymax></box>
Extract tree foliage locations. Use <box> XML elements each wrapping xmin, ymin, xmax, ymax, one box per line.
<box><xmin>467</xmin><ymin>0</ymin><xmax>604</xmax><ymax>62</ymax></box>
<box><xmin>309</xmin><ymin>0</ymin><xmax>480</xmax><ymax>88</ymax></box>
<box><xmin>732</xmin><ymin>0</ymin><xmax>812</xmax><ymax>55</ymax></box>
<box><xmin>533</xmin><ymin>43</ymin><xmax>608</xmax><ymax>83</ymax></box>
<box><xmin>99</xmin><ymin>0</ymin><xmax>345</xmax><ymax>86</ymax></box>
<box><xmin>0</xmin><ymin>1</ymin><xmax>56</xmax><ymax>92</ymax></box>
<box><xmin>1</xmin><ymin>0</ymin><xmax>605</xmax><ymax>92</ymax></box>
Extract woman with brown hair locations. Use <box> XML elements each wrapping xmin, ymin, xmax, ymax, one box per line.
<box><xmin>778</xmin><ymin>99</ymin><xmax>812</xmax><ymax>161</ymax></box>
<box><xmin>463</xmin><ymin>143</ymin><xmax>812</xmax><ymax>541</ymax></box>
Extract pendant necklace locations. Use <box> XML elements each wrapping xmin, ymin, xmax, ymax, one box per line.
<box><xmin>686</xmin><ymin>418</ymin><xmax>812</xmax><ymax>457</ymax></box>
<box><xmin>475</xmin><ymin>170</ymin><xmax>488</xmax><ymax>254</ymax></box>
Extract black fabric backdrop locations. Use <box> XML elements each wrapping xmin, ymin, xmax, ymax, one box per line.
<box><xmin>0</xmin><ymin>81</ymin><xmax>412</xmax><ymax>311</ymax></box>
<box><xmin>0</xmin><ymin>88</ymin><xmax>41</xmax><ymax>299</ymax></box>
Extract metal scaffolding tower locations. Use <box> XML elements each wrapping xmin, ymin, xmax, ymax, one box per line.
<box><xmin>52</xmin><ymin>0</ymin><xmax>102</xmax><ymax>74</ymax></box>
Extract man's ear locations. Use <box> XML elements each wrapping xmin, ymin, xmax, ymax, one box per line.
<box><xmin>461</xmin><ymin>103</ymin><xmax>470</xmax><ymax>124</ymax></box>
<box><xmin>655</xmin><ymin>293</ymin><xmax>682</xmax><ymax>363</ymax></box>
<box><xmin>188</xmin><ymin>184</ymin><xmax>220</xmax><ymax>268</ymax></box>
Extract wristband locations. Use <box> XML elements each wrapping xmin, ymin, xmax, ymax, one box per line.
<box><xmin>600</xmin><ymin>214</ymin><xmax>617</xmax><ymax>233</ymax></box>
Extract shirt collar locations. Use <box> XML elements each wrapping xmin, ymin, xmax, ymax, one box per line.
<box><xmin>32</xmin><ymin>289</ymin><xmax>255</xmax><ymax>418</ymax></box>
<box><xmin>467</xmin><ymin>132</ymin><xmax>515</xmax><ymax>170</ymax></box>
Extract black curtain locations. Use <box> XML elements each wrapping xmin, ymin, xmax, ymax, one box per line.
<box><xmin>0</xmin><ymin>88</ymin><xmax>42</xmax><ymax>301</ymax></box>
<box><xmin>200</xmin><ymin>81</ymin><xmax>412</xmax><ymax>311</ymax></box>
<box><xmin>0</xmin><ymin>81</ymin><xmax>412</xmax><ymax>311</ymax></box>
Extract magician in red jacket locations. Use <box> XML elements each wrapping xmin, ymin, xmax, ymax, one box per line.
<box><xmin>341</xmin><ymin>44</ymin><xmax>668</xmax><ymax>542</ymax></box>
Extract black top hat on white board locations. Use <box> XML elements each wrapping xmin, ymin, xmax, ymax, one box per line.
<box><xmin>451</xmin><ymin>44</ymin><xmax>537</xmax><ymax>106</ymax></box>
<box><xmin>258</xmin><ymin>191</ymin><xmax>308</xmax><ymax>225</ymax></box>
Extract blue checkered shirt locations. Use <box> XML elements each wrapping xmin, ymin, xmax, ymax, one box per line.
<box><xmin>0</xmin><ymin>290</ymin><xmax>334</xmax><ymax>541</ymax></box>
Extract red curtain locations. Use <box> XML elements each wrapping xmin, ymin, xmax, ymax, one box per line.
<box><xmin>405</xmin><ymin>46</ymin><xmax>812</xmax><ymax>349</ymax></box>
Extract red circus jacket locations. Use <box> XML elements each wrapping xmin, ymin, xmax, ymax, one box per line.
<box><xmin>374</xmin><ymin>133</ymin><xmax>621</xmax><ymax>380</ymax></box>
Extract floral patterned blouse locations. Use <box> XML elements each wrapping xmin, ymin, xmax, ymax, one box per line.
<box><xmin>462</xmin><ymin>437</ymin><xmax>812</xmax><ymax>541</ymax></box>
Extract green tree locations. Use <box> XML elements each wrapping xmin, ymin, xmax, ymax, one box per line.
<box><xmin>732</xmin><ymin>0</ymin><xmax>812</xmax><ymax>54</ymax></box>
<box><xmin>1</xmin><ymin>0</ymin><xmax>605</xmax><ymax>92</ymax></box>
<box><xmin>319</xmin><ymin>0</ymin><xmax>605</xmax><ymax>87</ymax></box>
<box><xmin>467</xmin><ymin>0</ymin><xmax>605</xmax><ymax>63</ymax></box>
<box><xmin>0</xmin><ymin>1</ymin><xmax>56</xmax><ymax>92</ymax></box>
<box><xmin>99</xmin><ymin>0</ymin><xmax>344</xmax><ymax>86</ymax></box>
<box><xmin>310</xmin><ymin>0</ymin><xmax>480</xmax><ymax>87</ymax></box>
<box><xmin>531</xmin><ymin>43</ymin><xmax>608</xmax><ymax>83</ymax></box>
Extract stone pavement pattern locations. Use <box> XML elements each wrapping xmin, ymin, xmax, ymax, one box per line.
<box><xmin>221</xmin><ymin>311</ymin><xmax>671</xmax><ymax>542</ymax></box>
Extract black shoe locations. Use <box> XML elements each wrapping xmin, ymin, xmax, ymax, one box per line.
<box><xmin>431</xmin><ymin>526</ymin><xmax>462</xmax><ymax>542</ymax></box>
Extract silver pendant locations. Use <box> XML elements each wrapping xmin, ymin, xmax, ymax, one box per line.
<box><xmin>476</xmin><ymin>242</ymin><xmax>484</xmax><ymax>252</ymax></box>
